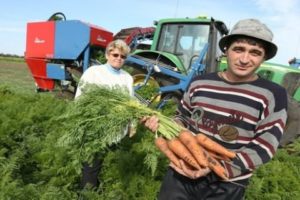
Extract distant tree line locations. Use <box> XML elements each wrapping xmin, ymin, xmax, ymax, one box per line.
<box><xmin>0</xmin><ymin>53</ymin><xmax>24</xmax><ymax>58</ymax></box>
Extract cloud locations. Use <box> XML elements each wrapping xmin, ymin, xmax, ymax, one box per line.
<box><xmin>253</xmin><ymin>0</ymin><xmax>297</xmax><ymax>14</ymax></box>
<box><xmin>0</xmin><ymin>27</ymin><xmax>24</xmax><ymax>33</ymax></box>
<box><xmin>250</xmin><ymin>0</ymin><xmax>300</xmax><ymax>64</ymax></box>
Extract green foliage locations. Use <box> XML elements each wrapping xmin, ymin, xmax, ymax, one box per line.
<box><xmin>245</xmin><ymin>141</ymin><xmax>300</xmax><ymax>200</ymax></box>
<box><xmin>95</xmin><ymin>50</ymin><xmax>106</xmax><ymax>64</ymax></box>
<box><xmin>0</xmin><ymin>55</ymin><xmax>24</xmax><ymax>62</ymax></box>
<box><xmin>0</xmin><ymin>85</ymin><xmax>70</xmax><ymax>199</ymax></box>
<box><xmin>1</xmin><ymin>84</ymin><xmax>300</xmax><ymax>199</ymax></box>
<box><xmin>0</xmin><ymin>85</ymin><xmax>166</xmax><ymax>199</ymax></box>
<box><xmin>0</xmin><ymin>60</ymin><xmax>36</xmax><ymax>92</ymax></box>
<box><xmin>95</xmin><ymin>134</ymin><xmax>164</xmax><ymax>200</ymax></box>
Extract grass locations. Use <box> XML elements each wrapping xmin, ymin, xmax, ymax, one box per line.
<box><xmin>0</xmin><ymin>58</ymin><xmax>36</xmax><ymax>93</ymax></box>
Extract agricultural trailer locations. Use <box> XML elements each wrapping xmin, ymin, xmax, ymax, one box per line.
<box><xmin>123</xmin><ymin>16</ymin><xmax>300</xmax><ymax>146</ymax></box>
<box><xmin>24</xmin><ymin>13</ymin><xmax>155</xmax><ymax>97</ymax></box>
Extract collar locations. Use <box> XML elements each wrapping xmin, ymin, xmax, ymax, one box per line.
<box><xmin>106</xmin><ymin>63</ymin><xmax>121</xmax><ymax>74</ymax></box>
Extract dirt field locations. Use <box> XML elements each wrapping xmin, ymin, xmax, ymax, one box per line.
<box><xmin>0</xmin><ymin>59</ymin><xmax>36</xmax><ymax>92</ymax></box>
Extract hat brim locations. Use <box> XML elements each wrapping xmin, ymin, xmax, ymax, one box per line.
<box><xmin>219</xmin><ymin>34</ymin><xmax>277</xmax><ymax>60</ymax></box>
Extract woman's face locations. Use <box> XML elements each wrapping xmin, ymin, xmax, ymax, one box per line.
<box><xmin>106</xmin><ymin>48</ymin><xmax>127</xmax><ymax>69</ymax></box>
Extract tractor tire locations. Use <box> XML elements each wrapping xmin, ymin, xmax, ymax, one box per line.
<box><xmin>132</xmin><ymin>74</ymin><xmax>161</xmax><ymax>106</ymax></box>
<box><xmin>280</xmin><ymin>95</ymin><xmax>300</xmax><ymax>147</ymax></box>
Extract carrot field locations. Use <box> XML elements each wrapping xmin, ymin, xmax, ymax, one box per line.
<box><xmin>0</xmin><ymin>57</ymin><xmax>35</xmax><ymax>92</ymax></box>
<box><xmin>1</xmin><ymin>56</ymin><xmax>300</xmax><ymax>199</ymax></box>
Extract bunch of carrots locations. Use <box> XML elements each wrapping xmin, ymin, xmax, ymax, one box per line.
<box><xmin>69</xmin><ymin>85</ymin><xmax>235</xmax><ymax>180</ymax></box>
<box><xmin>154</xmin><ymin>129</ymin><xmax>236</xmax><ymax>180</ymax></box>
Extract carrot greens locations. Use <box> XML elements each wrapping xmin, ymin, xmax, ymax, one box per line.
<box><xmin>57</xmin><ymin>84</ymin><xmax>181</xmax><ymax>164</ymax></box>
<box><xmin>1</xmin><ymin>84</ymin><xmax>300</xmax><ymax>199</ymax></box>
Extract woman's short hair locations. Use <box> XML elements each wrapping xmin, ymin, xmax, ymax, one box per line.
<box><xmin>105</xmin><ymin>39</ymin><xmax>131</xmax><ymax>56</ymax></box>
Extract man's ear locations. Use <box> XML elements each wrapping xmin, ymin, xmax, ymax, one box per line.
<box><xmin>263</xmin><ymin>53</ymin><xmax>268</xmax><ymax>61</ymax></box>
<box><xmin>223</xmin><ymin>49</ymin><xmax>228</xmax><ymax>57</ymax></box>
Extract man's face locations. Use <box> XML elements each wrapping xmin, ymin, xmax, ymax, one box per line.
<box><xmin>225</xmin><ymin>40</ymin><xmax>266</xmax><ymax>82</ymax></box>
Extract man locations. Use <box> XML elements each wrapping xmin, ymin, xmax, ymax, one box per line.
<box><xmin>144</xmin><ymin>19</ymin><xmax>287</xmax><ymax>200</ymax></box>
<box><xmin>75</xmin><ymin>39</ymin><xmax>133</xmax><ymax>188</ymax></box>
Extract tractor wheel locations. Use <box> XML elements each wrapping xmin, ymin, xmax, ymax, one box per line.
<box><xmin>132</xmin><ymin>74</ymin><xmax>161</xmax><ymax>106</ymax></box>
<box><xmin>280</xmin><ymin>95</ymin><xmax>300</xmax><ymax>147</ymax></box>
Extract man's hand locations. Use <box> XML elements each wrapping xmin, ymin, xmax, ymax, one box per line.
<box><xmin>140</xmin><ymin>116</ymin><xmax>159</xmax><ymax>132</ymax></box>
<box><xmin>170</xmin><ymin>160</ymin><xmax>211</xmax><ymax>179</ymax></box>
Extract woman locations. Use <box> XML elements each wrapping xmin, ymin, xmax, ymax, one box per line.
<box><xmin>75</xmin><ymin>39</ymin><xmax>133</xmax><ymax>98</ymax></box>
<box><xmin>75</xmin><ymin>39</ymin><xmax>133</xmax><ymax>188</ymax></box>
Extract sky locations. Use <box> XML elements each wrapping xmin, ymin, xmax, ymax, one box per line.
<box><xmin>1</xmin><ymin>0</ymin><xmax>300</xmax><ymax>65</ymax></box>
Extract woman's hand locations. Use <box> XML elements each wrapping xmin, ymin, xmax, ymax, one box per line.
<box><xmin>170</xmin><ymin>160</ymin><xmax>211</xmax><ymax>179</ymax></box>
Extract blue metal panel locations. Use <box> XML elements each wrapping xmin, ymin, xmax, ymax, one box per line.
<box><xmin>54</xmin><ymin>20</ymin><xmax>90</xmax><ymax>59</ymax></box>
<box><xmin>83</xmin><ymin>46</ymin><xmax>90</xmax><ymax>72</ymax></box>
<box><xmin>290</xmin><ymin>59</ymin><xmax>300</xmax><ymax>68</ymax></box>
<box><xmin>46</xmin><ymin>63</ymin><xmax>70</xmax><ymax>80</ymax></box>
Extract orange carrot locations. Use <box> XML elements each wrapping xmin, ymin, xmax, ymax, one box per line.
<box><xmin>207</xmin><ymin>150</ymin><xmax>231</xmax><ymax>162</ymax></box>
<box><xmin>196</xmin><ymin>134</ymin><xmax>236</xmax><ymax>159</ymax></box>
<box><xmin>178</xmin><ymin>130</ymin><xmax>209</xmax><ymax>167</ymax></box>
<box><xmin>155</xmin><ymin>137</ymin><xmax>181</xmax><ymax>168</ymax></box>
<box><xmin>167</xmin><ymin>137</ymin><xmax>201</xmax><ymax>170</ymax></box>
<box><xmin>207</xmin><ymin>156</ymin><xmax>228</xmax><ymax>180</ymax></box>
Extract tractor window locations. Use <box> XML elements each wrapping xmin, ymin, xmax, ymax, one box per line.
<box><xmin>158</xmin><ymin>25</ymin><xmax>177</xmax><ymax>53</ymax></box>
<box><xmin>157</xmin><ymin>23</ymin><xmax>210</xmax><ymax>70</ymax></box>
<box><xmin>179</xmin><ymin>36</ymin><xmax>192</xmax><ymax>50</ymax></box>
<box><xmin>216</xmin><ymin>29</ymin><xmax>224</xmax><ymax>58</ymax></box>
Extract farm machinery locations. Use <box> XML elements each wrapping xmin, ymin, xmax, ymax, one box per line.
<box><xmin>123</xmin><ymin>16</ymin><xmax>300</xmax><ymax>146</ymax></box>
<box><xmin>24</xmin><ymin>14</ymin><xmax>300</xmax><ymax>145</ymax></box>
<box><xmin>289</xmin><ymin>57</ymin><xmax>300</xmax><ymax>68</ymax></box>
<box><xmin>125</xmin><ymin>17</ymin><xmax>300</xmax><ymax>102</ymax></box>
<box><xmin>124</xmin><ymin>17</ymin><xmax>228</xmax><ymax>107</ymax></box>
<box><xmin>24</xmin><ymin>12</ymin><xmax>154</xmax><ymax>96</ymax></box>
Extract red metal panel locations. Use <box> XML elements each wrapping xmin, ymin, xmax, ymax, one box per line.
<box><xmin>25</xmin><ymin>58</ymin><xmax>47</xmax><ymax>77</ymax></box>
<box><xmin>89</xmin><ymin>24</ymin><xmax>113</xmax><ymax>48</ymax></box>
<box><xmin>25</xmin><ymin>21</ymin><xmax>55</xmax><ymax>59</ymax></box>
<box><xmin>34</xmin><ymin>78</ymin><xmax>55</xmax><ymax>90</ymax></box>
<box><xmin>25</xmin><ymin>58</ymin><xmax>55</xmax><ymax>90</ymax></box>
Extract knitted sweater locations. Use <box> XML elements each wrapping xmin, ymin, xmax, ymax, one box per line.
<box><xmin>75</xmin><ymin>64</ymin><xmax>133</xmax><ymax>98</ymax></box>
<box><xmin>175</xmin><ymin>72</ymin><xmax>288</xmax><ymax>182</ymax></box>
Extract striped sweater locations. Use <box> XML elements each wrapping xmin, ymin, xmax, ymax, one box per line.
<box><xmin>175</xmin><ymin>72</ymin><xmax>288</xmax><ymax>182</ymax></box>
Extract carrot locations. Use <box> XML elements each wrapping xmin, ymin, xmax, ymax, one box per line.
<box><xmin>207</xmin><ymin>150</ymin><xmax>231</xmax><ymax>162</ymax></box>
<box><xmin>155</xmin><ymin>137</ymin><xmax>181</xmax><ymax>168</ymax></box>
<box><xmin>178</xmin><ymin>130</ymin><xmax>209</xmax><ymax>167</ymax></box>
<box><xmin>167</xmin><ymin>137</ymin><xmax>201</xmax><ymax>170</ymax></box>
<box><xmin>207</xmin><ymin>156</ymin><xmax>229</xmax><ymax>180</ymax></box>
<box><xmin>196</xmin><ymin>134</ymin><xmax>236</xmax><ymax>159</ymax></box>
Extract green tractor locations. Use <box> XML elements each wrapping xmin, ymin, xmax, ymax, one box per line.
<box><xmin>124</xmin><ymin>16</ymin><xmax>300</xmax><ymax>146</ymax></box>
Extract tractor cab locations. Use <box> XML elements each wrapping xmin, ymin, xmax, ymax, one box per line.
<box><xmin>147</xmin><ymin>17</ymin><xmax>228</xmax><ymax>74</ymax></box>
<box><xmin>155</xmin><ymin>22</ymin><xmax>210</xmax><ymax>71</ymax></box>
<box><xmin>124</xmin><ymin>17</ymin><xmax>228</xmax><ymax>106</ymax></box>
